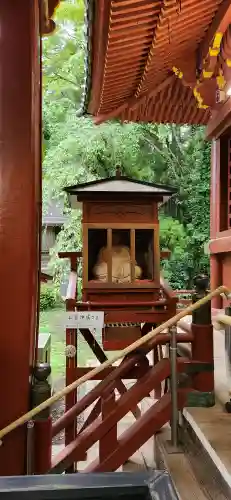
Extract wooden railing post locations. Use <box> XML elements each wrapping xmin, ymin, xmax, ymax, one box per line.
<box><xmin>0</xmin><ymin>284</ymin><xmax>228</xmax><ymax>446</ymax></box>
<box><xmin>189</xmin><ymin>274</ymin><xmax>215</xmax><ymax>407</ymax></box>
<box><xmin>99</xmin><ymin>389</ymin><xmax>118</xmax><ymax>464</ymax></box>
<box><xmin>153</xmin><ymin>346</ymin><xmax>162</xmax><ymax>399</ymax></box>
<box><xmin>59</xmin><ymin>251</ymin><xmax>86</xmax><ymax>471</ymax></box>
<box><xmin>31</xmin><ymin>363</ymin><xmax>52</xmax><ymax>474</ymax></box>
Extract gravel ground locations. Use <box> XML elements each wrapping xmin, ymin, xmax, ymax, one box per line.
<box><xmin>51</xmin><ymin>377</ymin><xmax>84</xmax><ymax>445</ymax></box>
<box><xmin>51</xmin><ymin>396</ymin><xmax>65</xmax><ymax>444</ymax></box>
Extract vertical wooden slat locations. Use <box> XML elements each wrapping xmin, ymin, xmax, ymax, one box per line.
<box><xmin>153</xmin><ymin>227</ymin><xmax>160</xmax><ymax>283</ymax></box>
<box><xmin>130</xmin><ymin>228</ymin><xmax>135</xmax><ymax>282</ymax></box>
<box><xmin>107</xmin><ymin>228</ymin><xmax>112</xmax><ymax>283</ymax></box>
<box><xmin>83</xmin><ymin>225</ymin><xmax>88</xmax><ymax>287</ymax></box>
<box><xmin>65</xmin><ymin>298</ymin><xmax>77</xmax><ymax>473</ymax></box>
<box><xmin>99</xmin><ymin>390</ymin><xmax>117</xmax><ymax>463</ymax></box>
<box><xmin>228</xmin><ymin>138</ymin><xmax>231</xmax><ymax>229</ymax></box>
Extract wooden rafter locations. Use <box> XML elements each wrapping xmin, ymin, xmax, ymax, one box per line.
<box><xmin>199</xmin><ymin>0</ymin><xmax>231</xmax><ymax>61</ymax></box>
<box><xmin>86</xmin><ymin>0</ymin><xmax>223</xmax><ymax>125</ymax></box>
<box><xmin>94</xmin><ymin>74</ymin><xmax>174</xmax><ymax>125</ymax></box>
<box><xmin>134</xmin><ymin>0</ymin><xmax>170</xmax><ymax>98</ymax></box>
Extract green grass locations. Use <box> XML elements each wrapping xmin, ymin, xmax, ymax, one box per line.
<box><xmin>39</xmin><ymin>306</ymin><xmax>104</xmax><ymax>379</ymax></box>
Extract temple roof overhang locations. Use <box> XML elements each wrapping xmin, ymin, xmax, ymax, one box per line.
<box><xmin>65</xmin><ymin>174</ymin><xmax>176</xmax><ymax>208</ymax></box>
<box><xmin>79</xmin><ymin>0</ymin><xmax>231</xmax><ymax>129</ymax></box>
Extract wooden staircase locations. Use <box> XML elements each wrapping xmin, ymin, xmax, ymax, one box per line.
<box><xmin>51</xmin><ymin>358</ymin><xmax>189</xmax><ymax>473</ymax></box>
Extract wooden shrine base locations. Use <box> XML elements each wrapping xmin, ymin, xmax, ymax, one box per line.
<box><xmin>155</xmin><ymin>427</ymin><xmax>207</xmax><ymax>500</ymax></box>
<box><xmin>183</xmin><ymin>404</ymin><xmax>231</xmax><ymax>493</ymax></box>
<box><xmin>156</xmin><ymin>404</ymin><xmax>231</xmax><ymax>500</ymax></box>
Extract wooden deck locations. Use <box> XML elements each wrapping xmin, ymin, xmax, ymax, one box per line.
<box><xmin>156</xmin><ymin>427</ymin><xmax>208</xmax><ymax>500</ymax></box>
<box><xmin>183</xmin><ymin>319</ymin><xmax>231</xmax><ymax>491</ymax></box>
<box><xmin>183</xmin><ymin>405</ymin><xmax>231</xmax><ymax>491</ymax></box>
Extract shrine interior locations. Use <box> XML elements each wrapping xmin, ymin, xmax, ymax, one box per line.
<box><xmin>88</xmin><ymin>228</ymin><xmax>154</xmax><ymax>282</ymax></box>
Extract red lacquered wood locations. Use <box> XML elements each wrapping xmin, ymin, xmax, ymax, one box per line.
<box><xmin>51</xmin><ymin>359</ymin><xmax>171</xmax><ymax>472</ymax></box>
<box><xmin>191</xmin><ymin>324</ymin><xmax>214</xmax><ymax>392</ymax></box>
<box><xmin>77</xmin><ymin>299</ymin><xmax>167</xmax><ymax>308</ymax></box>
<box><xmin>84</xmin><ymin>390</ymin><xmax>189</xmax><ymax>473</ymax></box>
<box><xmin>52</xmin><ymin>353</ymin><xmax>141</xmax><ymax>437</ymax></box>
<box><xmin>99</xmin><ymin>390</ymin><xmax>118</xmax><ymax>462</ymax></box>
<box><xmin>0</xmin><ymin>0</ymin><xmax>40</xmax><ymax>475</ymax></box>
<box><xmin>33</xmin><ymin>417</ymin><xmax>52</xmax><ymax>474</ymax></box>
<box><xmin>103</xmin><ymin>332</ymin><xmax>193</xmax><ymax>352</ymax></box>
<box><xmin>65</xmin><ymin>298</ymin><xmax>78</xmax><ymax>471</ymax></box>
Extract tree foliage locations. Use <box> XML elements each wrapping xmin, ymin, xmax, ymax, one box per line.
<box><xmin>43</xmin><ymin>0</ymin><xmax>210</xmax><ymax>289</ymax></box>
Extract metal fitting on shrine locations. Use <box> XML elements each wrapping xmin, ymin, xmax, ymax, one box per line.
<box><xmin>31</xmin><ymin>363</ymin><xmax>52</xmax><ymax>418</ymax></box>
<box><xmin>188</xmin><ymin>275</ymin><xmax>215</xmax><ymax>407</ymax></box>
<box><xmin>192</xmin><ymin>274</ymin><xmax>211</xmax><ymax>325</ymax></box>
<box><xmin>30</xmin><ymin>363</ymin><xmax>52</xmax><ymax>474</ymax></box>
<box><xmin>65</xmin><ymin>344</ymin><xmax>77</xmax><ymax>358</ymax></box>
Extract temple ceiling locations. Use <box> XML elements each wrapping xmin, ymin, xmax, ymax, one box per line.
<box><xmin>79</xmin><ymin>0</ymin><xmax>231</xmax><ymax>126</ymax></box>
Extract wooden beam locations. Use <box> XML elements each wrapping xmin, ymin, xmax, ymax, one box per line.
<box><xmin>209</xmin><ymin>234</ymin><xmax>231</xmax><ymax>254</ymax></box>
<box><xmin>199</xmin><ymin>0</ymin><xmax>231</xmax><ymax>60</ymax></box>
<box><xmin>94</xmin><ymin>75</ymin><xmax>174</xmax><ymax>125</ymax></box>
<box><xmin>206</xmin><ymin>98</ymin><xmax>231</xmax><ymax>139</ymax></box>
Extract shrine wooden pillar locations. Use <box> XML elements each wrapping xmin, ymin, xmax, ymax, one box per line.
<box><xmin>0</xmin><ymin>0</ymin><xmax>41</xmax><ymax>474</ymax></box>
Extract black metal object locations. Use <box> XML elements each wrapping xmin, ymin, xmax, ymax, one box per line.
<box><xmin>192</xmin><ymin>274</ymin><xmax>211</xmax><ymax>325</ymax></box>
<box><xmin>0</xmin><ymin>472</ymin><xmax>179</xmax><ymax>500</ymax></box>
<box><xmin>31</xmin><ymin>363</ymin><xmax>51</xmax><ymax>420</ymax></box>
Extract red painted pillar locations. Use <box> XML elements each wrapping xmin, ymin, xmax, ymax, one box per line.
<box><xmin>0</xmin><ymin>0</ymin><xmax>41</xmax><ymax>474</ymax></box>
<box><xmin>191</xmin><ymin>278</ymin><xmax>214</xmax><ymax>406</ymax></box>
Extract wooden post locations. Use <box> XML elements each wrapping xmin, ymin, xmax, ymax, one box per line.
<box><xmin>153</xmin><ymin>346</ymin><xmax>162</xmax><ymax>399</ymax></box>
<box><xmin>99</xmin><ymin>389</ymin><xmax>118</xmax><ymax>463</ymax></box>
<box><xmin>189</xmin><ymin>275</ymin><xmax>215</xmax><ymax>407</ymax></box>
<box><xmin>0</xmin><ymin>0</ymin><xmax>41</xmax><ymax>474</ymax></box>
<box><xmin>130</xmin><ymin>228</ymin><xmax>135</xmax><ymax>282</ymax></box>
<box><xmin>65</xmin><ymin>299</ymin><xmax>78</xmax><ymax>473</ymax></box>
<box><xmin>107</xmin><ymin>228</ymin><xmax>112</xmax><ymax>283</ymax></box>
<box><xmin>32</xmin><ymin>364</ymin><xmax>52</xmax><ymax>474</ymax></box>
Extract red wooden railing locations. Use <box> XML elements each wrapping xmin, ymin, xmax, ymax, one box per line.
<box><xmin>174</xmin><ymin>289</ymin><xmax>193</xmax><ymax>307</ymax></box>
<box><xmin>28</xmin><ymin>258</ymin><xmax>214</xmax><ymax>474</ymax></box>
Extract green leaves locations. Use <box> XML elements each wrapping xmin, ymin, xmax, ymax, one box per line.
<box><xmin>42</xmin><ymin>1</ymin><xmax>211</xmax><ymax>290</ymax></box>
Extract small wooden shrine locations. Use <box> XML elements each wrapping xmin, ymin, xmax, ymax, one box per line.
<box><xmin>65</xmin><ymin>169</ymin><xmax>176</xmax><ymax>350</ymax></box>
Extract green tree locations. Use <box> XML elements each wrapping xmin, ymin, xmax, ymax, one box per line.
<box><xmin>42</xmin><ymin>0</ymin><xmax>211</xmax><ymax>290</ymax></box>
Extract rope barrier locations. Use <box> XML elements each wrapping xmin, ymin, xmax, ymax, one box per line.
<box><xmin>0</xmin><ymin>285</ymin><xmax>229</xmax><ymax>442</ymax></box>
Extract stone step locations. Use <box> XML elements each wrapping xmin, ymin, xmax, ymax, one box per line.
<box><xmin>155</xmin><ymin>428</ymin><xmax>210</xmax><ymax>500</ymax></box>
<box><xmin>180</xmin><ymin>405</ymin><xmax>231</xmax><ymax>499</ymax></box>
<box><xmin>155</xmin><ymin>402</ymin><xmax>231</xmax><ymax>500</ymax></box>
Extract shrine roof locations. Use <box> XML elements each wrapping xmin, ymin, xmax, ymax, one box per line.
<box><xmin>43</xmin><ymin>200</ymin><xmax>67</xmax><ymax>226</ymax></box>
<box><xmin>79</xmin><ymin>0</ymin><xmax>231</xmax><ymax>127</ymax></box>
<box><xmin>65</xmin><ymin>176</ymin><xmax>176</xmax><ymax>196</ymax></box>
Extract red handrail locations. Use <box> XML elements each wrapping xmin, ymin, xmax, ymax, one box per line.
<box><xmin>52</xmin><ymin>331</ymin><xmax>193</xmax><ymax>437</ymax></box>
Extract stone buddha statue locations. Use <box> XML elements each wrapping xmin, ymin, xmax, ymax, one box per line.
<box><xmin>93</xmin><ymin>232</ymin><xmax>142</xmax><ymax>283</ymax></box>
